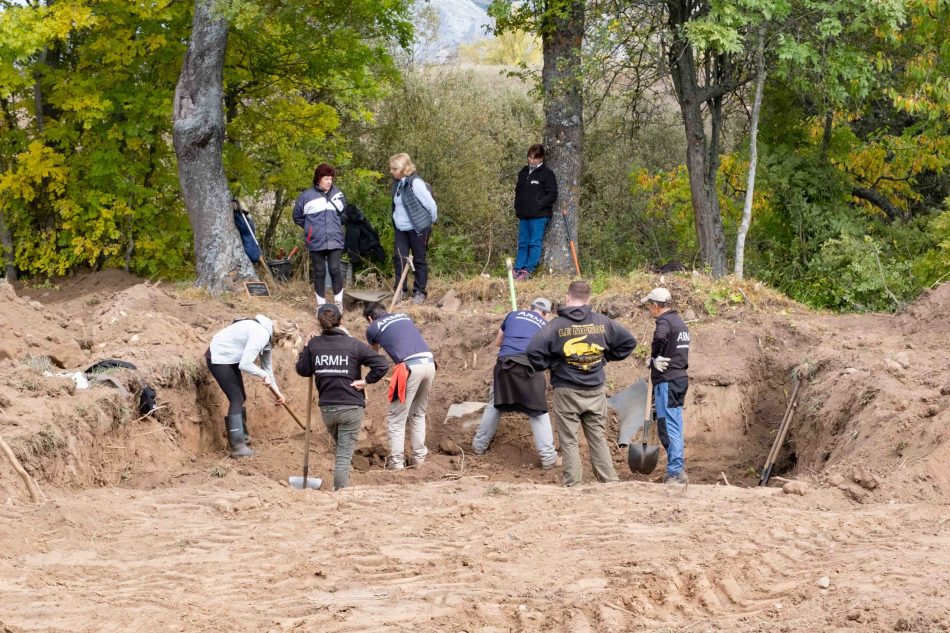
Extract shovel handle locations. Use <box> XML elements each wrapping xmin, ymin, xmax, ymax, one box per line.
<box><xmin>267</xmin><ymin>384</ymin><xmax>306</xmax><ymax>431</ymax></box>
<box><xmin>302</xmin><ymin>377</ymin><xmax>313</xmax><ymax>488</ymax></box>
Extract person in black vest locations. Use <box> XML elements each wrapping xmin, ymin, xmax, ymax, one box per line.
<box><xmin>293</xmin><ymin>163</ymin><xmax>347</xmax><ymax>311</ymax></box>
<box><xmin>296</xmin><ymin>304</ymin><xmax>389</xmax><ymax>489</ymax></box>
<box><xmin>389</xmin><ymin>153</ymin><xmax>437</xmax><ymax>305</ymax></box>
<box><xmin>513</xmin><ymin>144</ymin><xmax>558</xmax><ymax>281</ymax></box>
<box><xmin>363</xmin><ymin>301</ymin><xmax>435</xmax><ymax>469</ymax></box>
<box><xmin>641</xmin><ymin>287</ymin><xmax>691</xmax><ymax>484</ymax></box>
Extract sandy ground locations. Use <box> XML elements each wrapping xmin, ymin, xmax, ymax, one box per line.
<box><xmin>1</xmin><ymin>271</ymin><xmax>949</xmax><ymax>631</ymax></box>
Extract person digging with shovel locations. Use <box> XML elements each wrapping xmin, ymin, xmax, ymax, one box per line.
<box><xmin>641</xmin><ymin>287</ymin><xmax>690</xmax><ymax>484</ymax></box>
<box><xmin>295</xmin><ymin>304</ymin><xmax>389</xmax><ymax>490</ymax></box>
<box><xmin>363</xmin><ymin>301</ymin><xmax>436</xmax><ymax>470</ymax></box>
<box><xmin>526</xmin><ymin>281</ymin><xmax>637</xmax><ymax>486</ymax></box>
<box><xmin>205</xmin><ymin>315</ymin><xmax>299</xmax><ymax>458</ymax></box>
<box><xmin>472</xmin><ymin>297</ymin><xmax>559</xmax><ymax>469</ymax></box>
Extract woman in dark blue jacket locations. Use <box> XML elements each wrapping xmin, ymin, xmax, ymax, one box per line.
<box><xmin>293</xmin><ymin>163</ymin><xmax>346</xmax><ymax>311</ymax></box>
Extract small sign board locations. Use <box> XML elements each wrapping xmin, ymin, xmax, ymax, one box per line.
<box><xmin>244</xmin><ymin>281</ymin><xmax>270</xmax><ymax>297</ymax></box>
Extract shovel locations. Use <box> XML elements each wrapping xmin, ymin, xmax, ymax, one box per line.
<box><xmin>626</xmin><ymin>377</ymin><xmax>659</xmax><ymax>475</ymax></box>
<box><xmin>609</xmin><ymin>379</ymin><xmax>648</xmax><ymax>447</ymax></box>
<box><xmin>288</xmin><ymin>377</ymin><xmax>322</xmax><ymax>490</ymax></box>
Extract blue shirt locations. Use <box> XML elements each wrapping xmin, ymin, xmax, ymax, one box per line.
<box><xmin>365</xmin><ymin>313</ymin><xmax>431</xmax><ymax>363</ymax></box>
<box><xmin>498</xmin><ymin>310</ymin><xmax>547</xmax><ymax>357</ymax></box>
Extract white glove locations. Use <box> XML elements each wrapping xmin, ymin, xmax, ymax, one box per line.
<box><xmin>648</xmin><ymin>356</ymin><xmax>671</xmax><ymax>372</ymax></box>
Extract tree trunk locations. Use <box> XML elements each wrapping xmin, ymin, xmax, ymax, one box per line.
<box><xmin>735</xmin><ymin>28</ymin><xmax>766</xmax><ymax>279</ymax></box>
<box><xmin>667</xmin><ymin>1</ymin><xmax>727</xmax><ymax>277</ymax></box>
<box><xmin>540</xmin><ymin>1</ymin><xmax>584</xmax><ymax>276</ymax></box>
<box><xmin>172</xmin><ymin>0</ymin><xmax>255</xmax><ymax>293</ymax></box>
<box><xmin>0</xmin><ymin>211</ymin><xmax>15</xmax><ymax>282</ymax></box>
<box><xmin>262</xmin><ymin>188</ymin><xmax>284</xmax><ymax>258</ymax></box>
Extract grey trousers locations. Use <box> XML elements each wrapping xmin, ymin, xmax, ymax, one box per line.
<box><xmin>321</xmin><ymin>404</ymin><xmax>364</xmax><ymax>490</ymax></box>
<box><xmin>387</xmin><ymin>362</ymin><xmax>435</xmax><ymax>468</ymax></box>
<box><xmin>472</xmin><ymin>383</ymin><xmax>558</xmax><ymax>467</ymax></box>
<box><xmin>552</xmin><ymin>386</ymin><xmax>618</xmax><ymax>487</ymax></box>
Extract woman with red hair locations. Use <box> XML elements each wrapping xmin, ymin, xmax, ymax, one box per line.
<box><xmin>293</xmin><ymin>163</ymin><xmax>347</xmax><ymax>311</ymax></box>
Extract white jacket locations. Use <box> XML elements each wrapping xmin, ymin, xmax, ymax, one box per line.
<box><xmin>209</xmin><ymin>314</ymin><xmax>277</xmax><ymax>388</ymax></box>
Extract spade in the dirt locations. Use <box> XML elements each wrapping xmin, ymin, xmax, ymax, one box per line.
<box><xmin>612</xmin><ymin>378</ymin><xmax>659</xmax><ymax>475</ymax></box>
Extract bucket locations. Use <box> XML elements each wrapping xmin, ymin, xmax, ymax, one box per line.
<box><xmin>310</xmin><ymin>260</ymin><xmax>352</xmax><ymax>289</ymax></box>
<box><xmin>268</xmin><ymin>259</ymin><xmax>292</xmax><ymax>282</ymax></box>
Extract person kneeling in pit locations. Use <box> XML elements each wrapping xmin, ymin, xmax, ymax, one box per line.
<box><xmin>296</xmin><ymin>304</ymin><xmax>389</xmax><ymax>490</ymax></box>
<box><xmin>472</xmin><ymin>297</ymin><xmax>559</xmax><ymax>469</ymax></box>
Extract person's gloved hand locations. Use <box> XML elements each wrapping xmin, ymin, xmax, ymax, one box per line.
<box><xmin>647</xmin><ymin>355</ymin><xmax>671</xmax><ymax>372</ymax></box>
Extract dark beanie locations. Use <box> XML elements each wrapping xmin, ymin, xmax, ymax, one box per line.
<box><xmin>313</xmin><ymin>163</ymin><xmax>335</xmax><ymax>187</ymax></box>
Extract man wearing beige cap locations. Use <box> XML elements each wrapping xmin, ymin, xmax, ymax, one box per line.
<box><xmin>473</xmin><ymin>297</ymin><xmax>558</xmax><ymax>468</ymax></box>
<box><xmin>641</xmin><ymin>287</ymin><xmax>690</xmax><ymax>484</ymax></box>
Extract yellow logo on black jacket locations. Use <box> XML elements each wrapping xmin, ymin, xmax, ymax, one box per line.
<box><xmin>562</xmin><ymin>335</ymin><xmax>605</xmax><ymax>371</ymax></box>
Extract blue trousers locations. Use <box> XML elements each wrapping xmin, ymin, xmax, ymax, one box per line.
<box><xmin>514</xmin><ymin>217</ymin><xmax>548</xmax><ymax>273</ymax></box>
<box><xmin>654</xmin><ymin>381</ymin><xmax>685</xmax><ymax>477</ymax></box>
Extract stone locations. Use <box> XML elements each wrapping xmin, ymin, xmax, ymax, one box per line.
<box><xmin>884</xmin><ymin>359</ymin><xmax>904</xmax><ymax>374</ymax></box>
<box><xmin>439</xmin><ymin>439</ymin><xmax>463</xmax><ymax>456</ymax></box>
<box><xmin>842</xmin><ymin>484</ymin><xmax>870</xmax><ymax>504</ymax></box>
<box><xmin>437</xmin><ymin>289</ymin><xmax>459</xmax><ymax>308</ymax></box>
<box><xmin>683</xmin><ymin>309</ymin><xmax>698</xmax><ymax>322</ymax></box>
<box><xmin>441</xmin><ymin>296</ymin><xmax>462</xmax><ymax>312</ymax></box>
<box><xmin>0</xmin><ymin>343</ymin><xmax>16</xmax><ymax>362</ymax></box>
<box><xmin>818</xmin><ymin>576</ymin><xmax>831</xmax><ymax>589</ymax></box>
<box><xmin>893</xmin><ymin>351</ymin><xmax>911</xmax><ymax>369</ymax></box>
<box><xmin>782</xmin><ymin>480</ymin><xmax>809</xmax><ymax>496</ymax></box>
<box><xmin>47</xmin><ymin>340</ymin><xmax>85</xmax><ymax>369</ymax></box>
<box><xmin>852</xmin><ymin>465</ymin><xmax>880</xmax><ymax>491</ymax></box>
<box><xmin>445</xmin><ymin>401</ymin><xmax>487</xmax><ymax>421</ymax></box>
<box><xmin>351</xmin><ymin>454</ymin><xmax>371</xmax><ymax>472</ymax></box>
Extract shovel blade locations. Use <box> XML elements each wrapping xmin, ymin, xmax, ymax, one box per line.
<box><xmin>627</xmin><ymin>443</ymin><xmax>660</xmax><ymax>475</ymax></box>
<box><xmin>608</xmin><ymin>379</ymin><xmax>648</xmax><ymax>447</ymax></box>
<box><xmin>288</xmin><ymin>476</ymin><xmax>322</xmax><ymax>490</ymax></box>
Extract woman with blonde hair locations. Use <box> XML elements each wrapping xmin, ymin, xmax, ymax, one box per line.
<box><xmin>205</xmin><ymin>315</ymin><xmax>299</xmax><ymax>458</ymax></box>
<box><xmin>389</xmin><ymin>153</ymin><xmax>437</xmax><ymax>304</ymax></box>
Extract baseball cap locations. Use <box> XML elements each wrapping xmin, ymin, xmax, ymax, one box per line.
<box><xmin>530</xmin><ymin>297</ymin><xmax>553</xmax><ymax>312</ymax></box>
<box><xmin>317</xmin><ymin>303</ymin><xmax>341</xmax><ymax>318</ymax></box>
<box><xmin>640</xmin><ymin>287</ymin><xmax>672</xmax><ymax>304</ymax></box>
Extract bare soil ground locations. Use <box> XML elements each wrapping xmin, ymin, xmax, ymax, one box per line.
<box><xmin>1</xmin><ymin>271</ymin><xmax>948</xmax><ymax>632</ymax></box>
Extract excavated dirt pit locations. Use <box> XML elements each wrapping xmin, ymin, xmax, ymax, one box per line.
<box><xmin>1</xmin><ymin>272</ymin><xmax>948</xmax><ymax>632</ymax></box>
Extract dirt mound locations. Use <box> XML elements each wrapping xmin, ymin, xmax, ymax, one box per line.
<box><xmin>1</xmin><ymin>273</ymin><xmax>948</xmax><ymax>507</ymax></box>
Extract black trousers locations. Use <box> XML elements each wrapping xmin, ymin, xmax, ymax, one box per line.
<box><xmin>310</xmin><ymin>248</ymin><xmax>343</xmax><ymax>298</ymax></box>
<box><xmin>206</xmin><ymin>350</ymin><xmax>246</xmax><ymax>415</ymax></box>
<box><xmin>393</xmin><ymin>227</ymin><xmax>430</xmax><ymax>297</ymax></box>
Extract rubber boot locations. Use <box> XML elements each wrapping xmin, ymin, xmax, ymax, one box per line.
<box><xmin>241</xmin><ymin>407</ymin><xmax>250</xmax><ymax>445</ymax></box>
<box><xmin>226</xmin><ymin>414</ymin><xmax>255</xmax><ymax>458</ymax></box>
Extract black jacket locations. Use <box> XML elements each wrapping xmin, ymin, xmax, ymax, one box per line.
<box><xmin>295</xmin><ymin>329</ymin><xmax>389</xmax><ymax>407</ymax></box>
<box><xmin>526</xmin><ymin>304</ymin><xmax>636</xmax><ymax>390</ymax></box>
<box><xmin>514</xmin><ymin>164</ymin><xmax>558</xmax><ymax>220</ymax></box>
<box><xmin>650</xmin><ymin>310</ymin><xmax>690</xmax><ymax>384</ymax></box>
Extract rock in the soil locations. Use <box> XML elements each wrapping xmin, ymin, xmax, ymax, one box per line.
<box><xmin>0</xmin><ymin>343</ymin><xmax>16</xmax><ymax>362</ymax></box>
<box><xmin>683</xmin><ymin>309</ymin><xmax>698</xmax><ymax>322</ymax></box>
<box><xmin>438</xmin><ymin>439</ymin><xmax>463</xmax><ymax>456</ymax></box>
<box><xmin>445</xmin><ymin>401</ymin><xmax>487</xmax><ymax>420</ymax></box>
<box><xmin>47</xmin><ymin>340</ymin><xmax>85</xmax><ymax>369</ymax></box>
<box><xmin>893</xmin><ymin>351</ymin><xmax>911</xmax><ymax>369</ymax></box>
<box><xmin>884</xmin><ymin>359</ymin><xmax>904</xmax><ymax>374</ymax></box>
<box><xmin>818</xmin><ymin>576</ymin><xmax>831</xmax><ymax>589</ymax></box>
<box><xmin>782</xmin><ymin>480</ymin><xmax>809</xmax><ymax>496</ymax></box>
<box><xmin>441</xmin><ymin>296</ymin><xmax>462</xmax><ymax>312</ymax></box>
<box><xmin>852</xmin><ymin>465</ymin><xmax>881</xmax><ymax>491</ymax></box>
<box><xmin>351</xmin><ymin>454</ymin><xmax>371</xmax><ymax>472</ymax></box>
<box><xmin>841</xmin><ymin>483</ymin><xmax>870</xmax><ymax>504</ymax></box>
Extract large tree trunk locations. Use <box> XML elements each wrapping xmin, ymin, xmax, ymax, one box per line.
<box><xmin>540</xmin><ymin>0</ymin><xmax>584</xmax><ymax>276</ymax></box>
<box><xmin>173</xmin><ymin>0</ymin><xmax>254</xmax><ymax>293</ymax></box>
<box><xmin>735</xmin><ymin>28</ymin><xmax>766</xmax><ymax>279</ymax></box>
<box><xmin>0</xmin><ymin>211</ymin><xmax>15</xmax><ymax>282</ymax></box>
<box><xmin>666</xmin><ymin>1</ymin><xmax>727</xmax><ymax>278</ymax></box>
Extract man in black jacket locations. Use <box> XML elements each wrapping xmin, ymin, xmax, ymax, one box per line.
<box><xmin>527</xmin><ymin>281</ymin><xmax>637</xmax><ymax>486</ymax></box>
<box><xmin>641</xmin><ymin>287</ymin><xmax>690</xmax><ymax>484</ymax></box>
<box><xmin>513</xmin><ymin>144</ymin><xmax>558</xmax><ymax>280</ymax></box>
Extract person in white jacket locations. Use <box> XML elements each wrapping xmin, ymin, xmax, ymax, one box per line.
<box><xmin>205</xmin><ymin>315</ymin><xmax>298</xmax><ymax>458</ymax></box>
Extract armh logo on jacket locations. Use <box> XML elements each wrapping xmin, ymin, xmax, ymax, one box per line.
<box><xmin>562</xmin><ymin>335</ymin><xmax>605</xmax><ymax>371</ymax></box>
